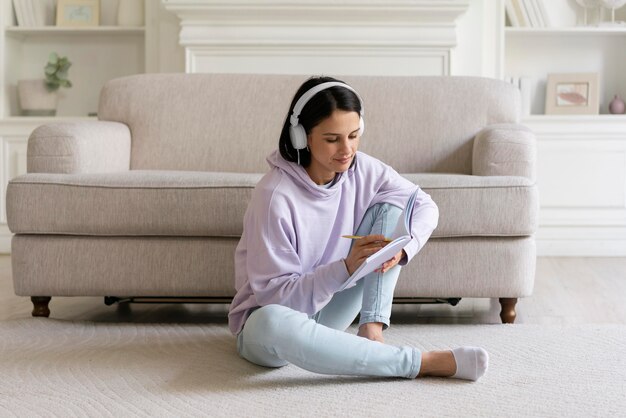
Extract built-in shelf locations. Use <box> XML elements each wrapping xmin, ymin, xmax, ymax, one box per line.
<box><xmin>4</xmin><ymin>26</ymin><xmax>145</xmax><ymax>39</ymax></box>
<box><xmin>522</xmin><ymin>114</ymin><xmax>626</xmax><ymax>136</ymax></box>
<box><xmin>499</xmin><ymin>1</ymin><xmax>626</xmax><ymax>256</ymax></box>
<box><xmin>505</xmin><ymin>26</ymin><xmax>626</xmax><ymax>35</ymax></box>
<box><xmin>502</xmin><ymin>12</ymin><xmax>626</xmax><ymax>116</ymax></box>
<box><xmin>2</xmin><ymin>8</ymin><xmax>149</xmax><ymax>118</ymax></box>
<box><xmin>524</xmin><ymin>114</ymin><xmax>626</xmax><ymax>121</ymax></box>
<box><xmin>0</xmin><ymin>116</ymin><xmax>98</xmax><ymax>133</ymax></box>
<box><xmin>5</xmin><ymin>25</ymin><xmax>145</xmax><ymax>32</ymax></box>
<box><xmin>2</xmin><ymin>116</ymin><xmax>97</xmax><ymax>123</ymax></box>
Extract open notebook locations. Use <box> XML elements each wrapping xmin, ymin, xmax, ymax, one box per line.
<box><xmin>338</xmin><ymin>188</ymin><xmax>419</xmax><ymax>291</ymax></box>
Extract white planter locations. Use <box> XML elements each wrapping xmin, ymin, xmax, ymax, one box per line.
<box><xmin>117</xmin><ymin>0</ymin><xmax>144</xmax><ymax>27</ymax></box>
<box><xmin>17</xmin><ymin>79</ymin><xmax>58</xmax><ymax>116</ymax></box>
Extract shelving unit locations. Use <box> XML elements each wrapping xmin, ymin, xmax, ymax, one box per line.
<box><xmin>5</xmin><ymin>26</ymin><xmax>145</xmax><ymax>36</ymax></box>
<box><xmin>503</xmin><ymin>28</ymin><xmax>626</xmax><ymax>116</ymax></box>
<box><xmin>496</xmin><ymin>0</ymin><xmax>626</xmax><ymax>256</ymax></box>
<box><xmin>2</xmin><ymin>29</ymin><xmax>147</xmax><ymax>118</ymax></box>
<box><xmin>505</xmin><ymin>26</ymin><xmax>626</xmax><ymax>35</ymax></box>
<box><xmin>0</xmin><ymin>1</ymin><xmax>156</xmax><ymax>119</ymax></box>
<box><xmin>0</xmin><ymin>1</ymin><xmax>157</xmax><ymax>251</ymax></box>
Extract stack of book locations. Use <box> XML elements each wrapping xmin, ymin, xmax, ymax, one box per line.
<box><xmin>12</xmin><ymin>0</ymin><xmax>56</xmax><ymax>27</ymax></box>
<box><xmin>505</xmin><ymin>0</ymin><xmax>578</xmax><ymax>28</ymax></box>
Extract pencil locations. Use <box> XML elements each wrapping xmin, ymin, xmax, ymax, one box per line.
<box><xmin>342</xmin><ymin>235</ymin><xmax>393</xmax><ymax>242</ymax></box>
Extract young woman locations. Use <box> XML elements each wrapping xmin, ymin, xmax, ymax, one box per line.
<box><xmin>228</xmin><ymin>76</ymin><xmax>489</xmax><ymax>381</ymax></box>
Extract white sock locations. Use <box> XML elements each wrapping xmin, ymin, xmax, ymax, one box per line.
<box><xmin>450</xmin><ymin>347</ymin><xmax>489</xmax><ymax>381</ymax></box>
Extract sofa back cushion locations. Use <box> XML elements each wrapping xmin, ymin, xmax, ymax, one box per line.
<box><xmin>98</xmin><ymin>73</ymin><xmax>520</xmax><ymax>174</ymax></box>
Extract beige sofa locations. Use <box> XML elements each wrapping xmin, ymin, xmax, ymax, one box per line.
<box><xmin>6</xmin><ymin>73</ymin><xmax>538</xmax><ymax>323</ymax></box>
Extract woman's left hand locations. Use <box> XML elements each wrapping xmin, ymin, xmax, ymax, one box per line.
<box><xmin>374</xmin><ymin>249</ymin><xmax>406</xmax><ymax>274</ymax></box>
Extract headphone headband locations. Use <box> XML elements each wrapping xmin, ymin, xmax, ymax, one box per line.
<box><xmin>289</xmin><ymin>81</ymin><xmax>364</xmax><ymax>127</ymax></box>
<box><xmin>288</xmin><ymin>80</ymin><xmax>365</xmax><ymax>164</ymax></box>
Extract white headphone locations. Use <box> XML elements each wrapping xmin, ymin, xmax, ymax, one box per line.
<box><xmin>289</xmin><ymin>81</ymin><xmax>365</xmax><ymax>152</ymax></box>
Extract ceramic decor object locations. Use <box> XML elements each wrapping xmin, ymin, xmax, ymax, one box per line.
<box><xmin>17</xmin><ymin>79</ymin><xmax>58</xmax><ymax>116</ymax></box>
<box><xmin>608</xmin><ymin>94</ymin><xmax>625</xmax><ymax>114</ymax></box>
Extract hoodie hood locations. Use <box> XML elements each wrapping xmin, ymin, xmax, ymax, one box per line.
<box><xmin>266</xmin><ymin>149</ymin><xmax>356</xmax><ymax>199</ymax></box>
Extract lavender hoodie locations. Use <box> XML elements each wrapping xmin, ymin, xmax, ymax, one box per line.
<box><xmin>227</xmin><ymin>150</ymin><xmax>439</xmax><ymax>336</ymax></box>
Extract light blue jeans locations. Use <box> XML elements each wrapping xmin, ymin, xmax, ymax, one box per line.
<box><xmin>236</xmin><ymin>203</ymin><xmax>421</xmax><ymax>379</ymax></box>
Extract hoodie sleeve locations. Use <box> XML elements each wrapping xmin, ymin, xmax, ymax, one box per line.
<box><xmin>243</xmin><ymin>187</ymin><xmax>351</xmax><ymax>316</ymax></box>
<box><xmin>369</xmin><ymin>160</ymin><xmax>439</xmax><ymax>266</ymax></box>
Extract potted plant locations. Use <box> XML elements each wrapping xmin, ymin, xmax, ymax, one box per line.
<box><xmin>17</xmin><ymin>52</ymin><xmax>72</xmax><ymax>116</ymax></box>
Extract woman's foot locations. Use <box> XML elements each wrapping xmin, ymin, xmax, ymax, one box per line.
<box><xmin>417</xmin><ymin>350</ymin><xmax>456</xmax><ymax>378</ymax></box>
<box><xmin>357</xmin><ymin>322</ymin><xmax>385</xmax><ymax>343</ymax></box>
<box><xmin>417</xmin><ymin>347</ymin><xmax>489</xmax><ymax>381</ymax></box>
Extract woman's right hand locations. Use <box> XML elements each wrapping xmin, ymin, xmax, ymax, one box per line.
<box><xmin>343</xmin><ymin>234</ymin><xmax>387</xmax><ymax>276</ymax></box>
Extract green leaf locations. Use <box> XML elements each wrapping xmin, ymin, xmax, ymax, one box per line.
<box><xmin>44</xmin><ymin>53</ymin><xmax>71</xmax><ymax>86</ymax></box>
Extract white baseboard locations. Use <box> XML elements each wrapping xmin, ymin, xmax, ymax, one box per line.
<box><xmin>0</xmin><ymin>230</ymin><xmax>11</xmax><ymax>254</ymax></box>
<box><xmin>536</xmin><ymin>225</ymin><xmax>626</xmax><ymax>257</ymax></box>
<box><xmin>537</xmin><ymin>240</ymin><xmax>626</xmax><ymax>257</ymax></box>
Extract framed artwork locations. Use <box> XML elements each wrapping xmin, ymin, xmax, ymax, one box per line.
<box><xmin>56</xmin><ymin>0</ymin><xmax>100</xmax><ymax>27</ymax></box>
<box><xmin>545</xmin><ymin>73</ymin><xmax>599</xmax><ymax>115</ymax></box>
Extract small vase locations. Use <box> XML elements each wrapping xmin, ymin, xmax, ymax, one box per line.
<box><xmin>117</xmin><ymin>0</ymin><xmax>144</xmax><ymax>27</ymax></box>
<box><xmin>17</xmin><ymin>79</ymin><xmax>58</xmax><ymax>116</ymax></box>
<box><xmin>608</xmin><ymin>94</ymin><xmax>625</xmax><ymax>114</ymax></box>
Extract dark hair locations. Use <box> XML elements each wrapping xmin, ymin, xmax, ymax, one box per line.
<box><xmin>279</xmin><ymin>76</ymin><xmax>362</xmax><ymax>167</ymax></box>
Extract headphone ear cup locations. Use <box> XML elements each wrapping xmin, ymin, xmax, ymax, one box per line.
<box><xmin>359</xmin><ymin>117</ymin><xmax>365</xmax><ymax>135</ymax></box>
<box><xmin>289</xmin><ymin>124</ymin><xmax>308</xmax><ymax>150</ymax></box>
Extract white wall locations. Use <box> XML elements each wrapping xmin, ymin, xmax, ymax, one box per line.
<box><xmin>452</xmin><ymin>0</ymin><xmax>490</xmax><ymax>77</ymax></box>
<box><xmin>153</xmin><ymin>1</ymin><xmax>185</xmax><ymax>73</ymax></box>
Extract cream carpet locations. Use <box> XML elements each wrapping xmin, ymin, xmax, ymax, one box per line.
<box><xmin>1</xmin><ymin>319</ymin><xmax>625</xmax><ymax>417</ymax></box>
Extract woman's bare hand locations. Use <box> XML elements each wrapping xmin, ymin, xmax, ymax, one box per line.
<box><xmin>343</xmin><ymin>234</ymin><xmax>387</xmax><ymax>276</ymax></box>
<box><xmin>374</xmin><ymin>249</ymin><xmax>406</xmax><ymax>274</ymax></box>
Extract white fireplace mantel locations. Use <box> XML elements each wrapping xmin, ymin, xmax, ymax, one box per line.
<box><xmin>162</xmin><ymin>0</ymin><xmax>470</xmax><ymax>75</ymax></box>
<box><xmin>162</xmin><ymin>0</ymin><xmax>470</xmax><ymax>24</ymax></box>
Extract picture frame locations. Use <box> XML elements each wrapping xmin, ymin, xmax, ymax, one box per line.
<box><xmin>56</xmin><ymin>0</ymin><xmax>100</xmax><ymax>27</ymax></box>
<box><xmin>545</xmin><ymin>73</ymin><xmax>599</xmax><ymax>115</ymax></box>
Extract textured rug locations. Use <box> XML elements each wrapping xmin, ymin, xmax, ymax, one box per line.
<box><xmin>1</xmin><ymin>319</ymin><xmax>625</xmax><ymax>417</ymax></box>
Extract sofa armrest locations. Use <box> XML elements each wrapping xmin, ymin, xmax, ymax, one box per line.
<box><xmin>27</xmin><ymin>121</ymin><xmax>131</xmax><ymax>174</ymax></box>
<box><xmin>472</xmin><ymin>123</ymin><xmax>536</xmax><ymax>182</ymax></box>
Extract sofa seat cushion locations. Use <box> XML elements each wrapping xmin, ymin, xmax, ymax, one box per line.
<box><xmin>6</xmin><ymin>171</ymin><xmax>536</xmax><ymax>237</ymax></box>
<box><xmin>409</xmin><ymin>174</ymin><xmax>538</xmax><ymax>238</ymax></box>
<box><xmin>6</xmin><ymin>171</ymin><xmax>262</xmax><ymax>237</ymax></box>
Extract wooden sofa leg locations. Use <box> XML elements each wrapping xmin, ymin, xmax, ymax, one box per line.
<box><xmin>499</xmin><ymin>298</ymin><xmax>517</xmax><ymax>324</ymax></box>
<box><xmin>31</xmin><ymin>297</ymin><xmax>51</xmax><ymax>317</ymax></box>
